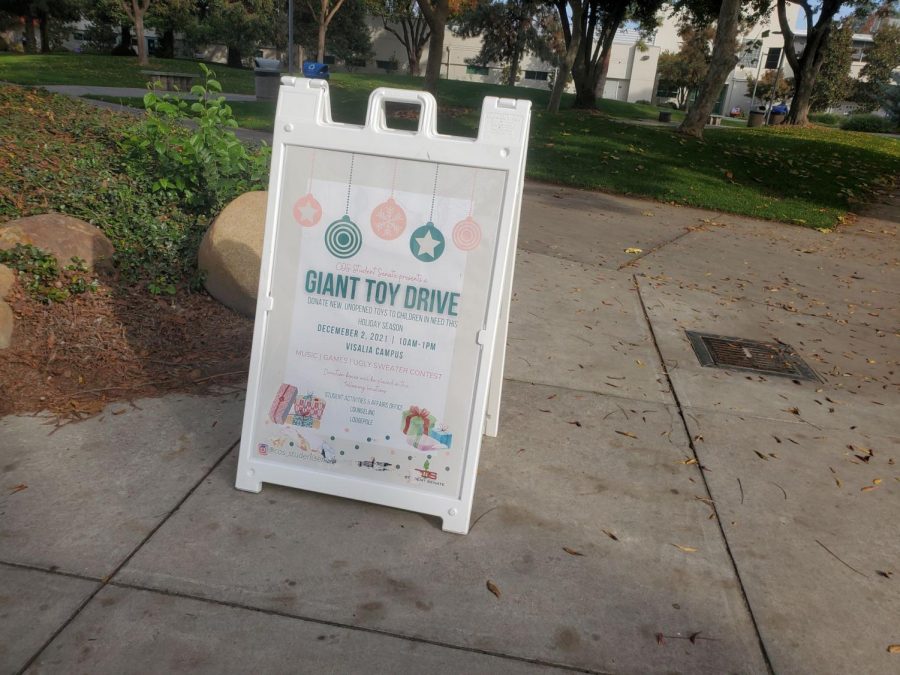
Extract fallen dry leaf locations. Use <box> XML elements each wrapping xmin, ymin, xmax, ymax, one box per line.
<box><xmin>689</xmin><ymin>631</ymin><xmax>702</xmax><ymax>644</ymax></box>
<box><xmin>679</xmin><ymin>457</ymin><xmax>698</xmax><ymax>465</ymax></box>
<box><xmin>888</xmin><ymin>644</ymin><xmax>900</xmax><ymax>654</ymax></box>
<box><xmin>602</xmin><ymin>529</ymin><xmax>619</xmax><ymax>541</ymax></box>
<box><xmin>486</xmin><ymin>580</ymin><xmax>501</xmax><ymax>599</ymax></box>
<box><xmin>672</xmin><ymin>544</ymin><xmax>698</xmax><ymax>553</ymax></box>
<box><xmin>8</xmin><ymin>483</ymin><xmax>27</xmax><ymax>495</ymax></box>
<box><xmin>861</xmin><ymin>485</ymin><xmax>878</xmax><ymax>492</ymax></box>
<box><xmin>624</xmin><ymin>247</ymin><xmax>643</xmax><ymax>254</ymax></box>
<box><xmin>656</xmin><ymin>633</ymin><xmax>666</xmax><ymax>646</ymax></box>
<box><xmin>616</xmin><ymin>430</ymin><xmax>637</xmax><ymax>439</ymax></box>
<box><xmin>563</xmin><ymin>547</ymin><xmax>585</xmax><ymax>556</ymax></box>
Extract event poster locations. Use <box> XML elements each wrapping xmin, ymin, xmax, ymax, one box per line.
<box><xmin>250</xmin><ymin>147</ymin><xmax>507</xmax><ymax>498</ymax></box>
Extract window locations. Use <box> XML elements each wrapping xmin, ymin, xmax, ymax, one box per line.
<box><xmin>466</xmin><ymin>65</ymin><xmax>489</xmax><ymax>75</ymax></box>
<box><xmin>656</xmin><ymin>83</ymin><xmax>679</xmax><ymax>99</ymax></box>
<box><xmin>523</xmin><ymin>70</ymin><xmax>549</xmax><ymax>81</ymax></box>
<box><xmin>375</xmin><ymin>59</ymin><xmax>397</xmax><ymax>71</ymax></box>
<box><xmin>323</xmin><ymin>55</ymin><xmax>336</xmax><ymax>65</ymax></box>
<box><xmin>72</xmin><ymin>31</ymin><xmax>85</xmax><ymax>41</ymax></box>
<box><xmin>764</xmin><ymin>47</ymin><xmax>781</xmax><ymax>69</ymax></box>
<box><xmin>347</xmin><ymin>57</ymin><xmax>367</xmax><ymax>67</ymax></box>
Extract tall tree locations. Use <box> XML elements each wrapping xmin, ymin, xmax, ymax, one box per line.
<box><xmin>147</xmin><ymin>0</ymin><xmax>197</xmax><ymax>58</ymax></box>
<box><xmin>416</xmin><ymin>0</ymin><xmax>452</xmax><ymax>92</ymax></box>
<box><xmin>548</xmin><ymin>0</ymin><xmax>582</xmax><ymax>112</ymax></box>
<box><xmin>197</xmin><ymin>0</ymin><xmax>278</xmax><ymax>68</ymax></box>
<box><xmin>775</xmin><ymin>0</ymin><xmax>882</xmax><ymax>125</ymax></box>
<box><xmin>296</xmin><ymin>0</ymin><xmax>372</xmax><ymax>64</ymax></box>
<box><xmin>655</xmin><ymin>24</ymin><xmax>714</xmax><ymax>109</ymax></box>
<box><xmin>549</xmin><ymin>0</ymin><xmax>664</xmax><ymax>109</ymax></box>
<box><xmin>809</xmin><ymin>20</ymin><xmax>854</xmax><ymax>111</ymax></box>
<box><xmin>677</xmin><ymin>0</ymin><xmax>741</xmax><ymax>137</ymax></box>
<box><xmin>307</xmin><ymin>0</ymin><xmax>347</xmax><ymax>62</ymax></box>
<box><xmin>451</xmin><ymin>0</ymin><xmax>555</xmax><ymax>87</ymax></box>
<box><xmin>367</xmin><ymin>0</ymin><xmax>430</xmax><ymax>75</ymax></box>
<box><xmin>120</xmin><ymin>0</ymin><xmax>153</xmax><ymax>65</ymax></box>
<box><xmin>854</xmin><ymin>21</ymin><xmax>900</xmax><ymax>111</ymax></box>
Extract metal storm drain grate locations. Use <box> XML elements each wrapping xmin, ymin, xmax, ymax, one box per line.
<box><xmin>685</xmin><ymin>331</ymin><xmax>820</xmax><ymax>382</ymax></box>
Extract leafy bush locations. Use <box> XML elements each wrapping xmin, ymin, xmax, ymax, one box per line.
<box><xmin>810</xmin><ymin>112</ymin><xmax>841</xmax><ymax>126</ymax></box>
<box><xmin>124</xmin><ymin>63</ymin><xmax>270</xmax><ymax>211</ymax></box>
<box><xmin>0</xmin><ymin>244</ymin><xmax>98</xmax><ymax>302</ymax></box>
<box><xmin>839</xmin><ymin>114</ymin><xmax>895</xmax><ymax>133</ymax></box>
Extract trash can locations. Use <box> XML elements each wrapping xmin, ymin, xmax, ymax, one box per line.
<box><xmin>768</xmin><ymin>103</ymin><xmax>788</xmax><ymax>125</ymax></box>
<box><xmin>302</xmin><ymin>60</ymin><xmax>330</xmax><ymax>80</ymax></box>
<box><xmin>254</xmin><ymin>57</ymin><xmax>281</xmax><ymax>101</ymax></box>
<box><xmin>748</xmin><ymin>108</ymin><xmax>766</xmax><ymax>128</ymax></box>
<box><xmin>658</xmin><ymin>110</ymin><xmax>672</xmax><ymax>123</ymax></box>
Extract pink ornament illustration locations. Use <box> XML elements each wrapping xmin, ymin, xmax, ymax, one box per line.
<box><xmin>452</xmin><ymin>216</ymin><xmax>482</xmax><ymax>251</ymax></box>
<box><xmin>370</xmin><ymin>196</ymin><xmax>407</xmax><ymax>240</ymax></box>
<box><xmin>293</xmin><ymin>193</ymin><xmax>322</xmax><ymax>228</ymax></box>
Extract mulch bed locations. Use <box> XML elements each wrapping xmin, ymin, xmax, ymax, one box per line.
<box><xmin>0</xmin><ymin>276</ymin><xmax>253</xmax><ymax>424</ymax></box>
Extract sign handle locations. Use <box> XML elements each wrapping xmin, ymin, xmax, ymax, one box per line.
<box><xmin>365</xmin><ymin>87</ymin><xmax>438</xmax><ymax>137</ymax></box>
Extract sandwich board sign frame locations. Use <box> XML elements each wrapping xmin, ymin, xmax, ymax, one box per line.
<box><xmin>235</xmin><ymin>78</ymin><xmax>530</xmax><ymax>534</ymax></box>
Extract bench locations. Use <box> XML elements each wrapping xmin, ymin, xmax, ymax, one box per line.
<box><xmin>141</xmin><ymin>71</ymin><xmax>197</xmax><ymax>91</ymax></box>
<box><xmin>707</xmin><ymin>114</ymin><xmax>724</xmax><ymax>126</ymax></box>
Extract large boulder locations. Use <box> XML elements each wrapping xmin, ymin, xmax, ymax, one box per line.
<box><xmin>0</xmin><ymin>300</ymin><xmax>12</xmax><ymax>349</ymax></box>
<box><xmin>0</xmin><ymin>213</ymin><xmax>115</xmax><ymax>272</ymax></box>
<box><xmin>0</xmin><ymin>264</ymin><xmax>14</xmax><ymax>299</ymax></box>
<box><xmin>198</xmin><ymin>191</ymin><xmax>267</xmax><ymax>317</ymax></box>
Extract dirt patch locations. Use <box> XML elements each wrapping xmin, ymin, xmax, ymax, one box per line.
<box><xmin>0</xmin><ymin>275</ymin><xmax>253</xmax><ymax>423</ymax></box>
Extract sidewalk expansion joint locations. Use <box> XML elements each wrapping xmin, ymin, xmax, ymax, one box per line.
<box><xmin>617</xmin><ymin>227</ymin><xmax>697</xmax><ymax>271</ymax></box>
<box><xmin>16</xmin><ymin>436</ymin><xmax>242</xmax><ymax>675</ymax></box>
<box><xmin>0</xmin><ymin>559</ymin><xmax>102</xmax><ymax>584</ymax></box>
<box><xmin>633</xmin><ymin>274</ymin><xmax>776</xmax><ymax>675</ymax></box>
<box><xmin>109</xmin><ymin>580</ymin><xmax>610</xmax><ymax>675</ymax></box>
<box><xmin>502</xmin><ymin>375</ymin><xmax>675</xmax><ymax>408</ymax></box>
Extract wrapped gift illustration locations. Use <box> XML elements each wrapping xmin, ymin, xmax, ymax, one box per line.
<box><xmin>269</xmin><ymin>383</ymin><xmax>298</xmax><ymax>424</ymax></box>
<box><xmin>292</xmin><ymin>393</ymin><xmax>326</xmax><ymax>427</ymax></box>
<box><xmin>429</xmin><ymin>424</ymin><xmax>452</xmax><ymax>448</ymax></box>
<box><xmin>401</xmin><ymin>406</ymin><xmax>436</xmax><ymax>447</ymax></box>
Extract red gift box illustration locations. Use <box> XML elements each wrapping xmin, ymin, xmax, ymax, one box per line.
<box><xmin>269</xmin><ymin>383</ymin><xmax>298</xmax><ymax>424</ymax></box>
<box><xmin>293</xmin><ymin>393</ymin><xmax>326</xmax><ymax>426</ymax></box>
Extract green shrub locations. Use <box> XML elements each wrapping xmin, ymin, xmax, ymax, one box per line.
<box><xmin>124</xmin><ymin>63</ymin><xmax>270</xmax><ymax>212</ymax></box>
<box><xmin>0</xmin><ymin>244</ymin><xmax>98</xmax><ymax>302</ymax></box>
<box><xmin>839</xmin><ymin>114</ymin><xmax>895</xmax><ymax>133</ymax></box>
<box><xmin>810</xmin><ymin>112</ymin><xmax>841</xmax><ymax>126</ymax></box>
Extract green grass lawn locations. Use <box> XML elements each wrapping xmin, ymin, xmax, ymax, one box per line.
<box><xmin>6</xmin><ymin>56</ymin><xmax>898</xmax><ymax>228</ymax></box>
<box><xmin>0</xmin><ymin>53</ymin><xmax>255</xmax><ymax>94</ymax></box>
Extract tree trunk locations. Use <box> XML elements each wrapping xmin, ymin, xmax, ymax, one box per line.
<box><xmin>595</xmin><ymin>30</ymin><xmax>616</xmax><ymax>100</ymax></box>
<box><xmin>417</xmin><ymin>0</ymin><xmax>450</xmax><ymax>94</ymax></box>
<box><xmin>227</xmin><ymin>46</ymin><xmax>242</xmax><ymax>68</ymax></box>
<box><xmin>548</xmin><ymin>2</ymin><xmax>583</xmax><ymax>113</ymax></box>
<box><xmin>787</xmin><ymin>59</ymin><xmax>819</xmax><ymax>125</ymax></box>
<box><xmin>507</xmin><ymin>43</ymin><xmax>521</xmax><ymax>87</ymax></box>
<box><xmin>119</xmin><ymin>25</ymin><xmax>132</xmax><ymax>53</ymax></box>
<box><xmin>677</xmin><ymin>0</ymin><xmax>741</xmax><ymax>138</ymax></box>
<box><xmin>131</xmin><ymin>1</ymin><xmax>149</xmax><ymax>66</ymax></box>
<box><xmin>38</xmin><ymin>14</ymin><xmax>50</xmax><ymax>53</ymax></box>
<box><xmin>24</xmin><ymin>13</ymin><xmax>37</xmax><ymax>53</ymax></box>
<box><xmin>317</xmin><ymin>20</ymin><xmax>326</xmax><ymax>62</ymax></box>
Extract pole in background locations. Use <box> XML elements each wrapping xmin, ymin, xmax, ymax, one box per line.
<box><xmin>764</xmin><ymin>46</ymin><xmax>786</xmax><ymax>125</ymax></box>
<box><xmin>288</xmin><ymin>0</ymin><xmax>294</xmax><ymax>74</ymax></box>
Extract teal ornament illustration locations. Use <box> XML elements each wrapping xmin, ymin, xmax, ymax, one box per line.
<box><xmin>325</xmin><ymin>216</ymin><xmax>362</xmax><ymax>259</ymax></box>
<box><xmin>409</xmin><ymin>222</ymin><xmax>445</xmax><ymax>262</ymax></box>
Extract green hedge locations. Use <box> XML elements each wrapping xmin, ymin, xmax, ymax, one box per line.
<box><xmin>840</xmin><ymin>114</ymin><xmax>895</xmax><ymax>133</ymax></box>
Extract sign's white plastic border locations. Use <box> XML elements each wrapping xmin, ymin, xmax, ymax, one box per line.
<box><xmin>235</xmin><ymin>78</ymin><xmax>531</xmax><ymax>534</ymax></box>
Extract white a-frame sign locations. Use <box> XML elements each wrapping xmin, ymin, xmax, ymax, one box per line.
<box><xmin>236</xmin><ymin>78</ymin><xmax>530</xmax><ymax>534</ymax></box>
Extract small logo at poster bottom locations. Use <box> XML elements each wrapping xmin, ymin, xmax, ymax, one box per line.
<box><xmin>257</xmin><ymin>443</ymin><xmax>269</xmax><ymax>456</ymax></box>
<box><xmin>414</xmin><ymin>468</ymin><xmax>438</xmax><ymax>480</ymax></box>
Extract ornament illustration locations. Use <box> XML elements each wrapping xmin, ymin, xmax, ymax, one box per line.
<box><xmin>452</xmin><ymin>216</ymin><xmax>481</xmax><ymax>251</ymax></box>
<box><xmin>326</xmin><ymin>216</ymin><xmax>363</xmax><ymax>259</ymax></box>
<box><xmin>371</xmin><ymin>196</ymin><xmax>407</xmax><ymax>240</ymax></box>
<box><xmin>293</xmin><ymin>150</ymin><xmax>322</xmax><ymax>227</ymax></box>
<box><xmin>326</xmin><ymin>153</ymin><xmax>362</xmax><ymax>259</ymax></box>
<box><xmin>452</xmin><ymin>169</ymin><xmax>482</xmax><ymax>251</ymax></box>
<box><xmin>410</xmin><ymin>222</ymin><xmax>445</xmax><ymax>262</ymax></box>
<box><xmin>410</xmin><ymin>164</ymin><xmax>445</xmax><ymax>262</ymax></box>
<box><xmin>293</xmin><ymin>193</ymin><xmax>322</xmax><ymax>227</ymax></box>
<box><xmin>371</xmin><ymin>159</ymin><xmax>407</xmax><ymax>240</ymax></box>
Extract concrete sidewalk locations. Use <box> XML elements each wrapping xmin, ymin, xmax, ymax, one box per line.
<box><xmin>2</xmin><ymin>185</ymin><xmax>898</xmax><ymax>674</ymax></box>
